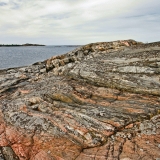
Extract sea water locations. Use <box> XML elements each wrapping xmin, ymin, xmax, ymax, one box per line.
<box><xmin>0</xmin><ymin>46</ymin><xmax>78</xmax><ymax>69</ymax></box>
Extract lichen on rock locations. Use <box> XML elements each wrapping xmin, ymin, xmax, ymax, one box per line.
<box><xmin>0</xmin><ymin>39</ymin><xmax>160</xmax><ymax>160</ymax></box>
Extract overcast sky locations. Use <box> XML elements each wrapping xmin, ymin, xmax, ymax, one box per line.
<box><xmin>0</xmin><ymin>0</ymin><xmax>160</xmax><ymax>45</ymax></box>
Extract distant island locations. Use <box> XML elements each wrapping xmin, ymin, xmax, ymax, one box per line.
<box><xmin>0</xmin><ymin>43</ymin><xmax>45</xmax><ymax>47</ymax></box>
<box><xmin>22</xmin><ymin>43</ymin><xmax>45</xmax><ymax>46</ymax></box>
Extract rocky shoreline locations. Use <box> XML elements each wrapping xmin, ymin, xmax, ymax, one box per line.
<box><xmin>0</xmin><ymin>39</ymin><xmax>160</xmax><ymax>160</ymax></box>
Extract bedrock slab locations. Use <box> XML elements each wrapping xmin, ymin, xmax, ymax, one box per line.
<box><xmin>0</xmin><ymin>40</ymin><xmax>160</xmax><ymax>160</ymax></box>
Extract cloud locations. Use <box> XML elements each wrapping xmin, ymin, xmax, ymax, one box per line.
<box><xmin>0</xmin><ymin>0</ymin><xmax>160</xmax><ymax>44</ymax></box>
<box><xmin>0</xmin><ymin>2</ymin><xmax>7</xmax><ymax>6</ymax></box>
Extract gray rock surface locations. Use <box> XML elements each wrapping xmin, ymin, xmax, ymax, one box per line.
<box><xmin>0</xmin><ymin>39</ymin><xmax>160</xmax><ymax>160</ymax></box>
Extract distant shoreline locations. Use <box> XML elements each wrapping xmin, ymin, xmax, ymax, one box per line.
<box><xmin>0</xmin><ymin>44</ymin><xmax>81</xmax><ymax>47</ymax></box>
<box><xmin>54</xmin><ymin>45</ymin><xmax>81</xmax><ymax>47</ymax></box>
<box><xmin>0</xmin><ymin>43</ymin><xmax>45</xmax><ymax>47</ymax></box>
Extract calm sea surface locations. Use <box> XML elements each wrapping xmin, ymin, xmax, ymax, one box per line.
<box><xmin>0</xmin><ymin>46</ymin><xmax>78</xmax><ymax>69</ymax></box>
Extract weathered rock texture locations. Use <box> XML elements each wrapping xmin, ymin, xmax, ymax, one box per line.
<box><xmin>0</xmin><ymin>39</ymin><xmax>160</xmax><ymax>160</ymax></box>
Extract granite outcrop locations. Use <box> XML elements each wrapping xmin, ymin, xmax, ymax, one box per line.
<box><xmin>0</xmin><ymin>39</ymin><xmax>160</xmax><ymax>160</ymax></box>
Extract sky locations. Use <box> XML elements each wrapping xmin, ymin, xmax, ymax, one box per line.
<box><xmin>0</xmin><ymin>0</ymin><xmax>160</xmax><ymax>45</ymax></box>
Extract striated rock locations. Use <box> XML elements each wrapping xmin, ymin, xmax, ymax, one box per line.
<box><xmin>0</xmin><ymin>39</ymin><xmax>160</xmax><ymax>160</ymax></box>
<box><xmin>46</xmin><ymin>39</ymin><xmax>143</xmax><ymax>74</ymax></box>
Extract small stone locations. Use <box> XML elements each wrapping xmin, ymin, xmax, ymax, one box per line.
<box><xmin>7</xmin><ymin>69</ymin><xmax>17</xmax><ymax>73</ymax></box>
<box><xmin>19</xmin><ymin>67</ymin><xmax>27</xmax><ymax>72</ymax></box>
<box><xmin>40</xmin><ymin>68</ymin><xmax>46</xmax><ymax>73</ymax></box>
<box><xmin>28</xmin><ymin>69</ymin><xmax>32</xmax><ymax>73</ymax></box>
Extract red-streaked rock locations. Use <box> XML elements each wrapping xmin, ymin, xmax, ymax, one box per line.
<box><xmin>0</xmin><ymin>40</ymin><xmax>160</xmax><ymax>159</ymax></box>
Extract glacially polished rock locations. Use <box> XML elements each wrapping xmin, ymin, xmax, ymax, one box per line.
<box><xmin>0</xmin><ymin>39</ymin><xmax>160</xmax><ymax>160</ymax></box>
